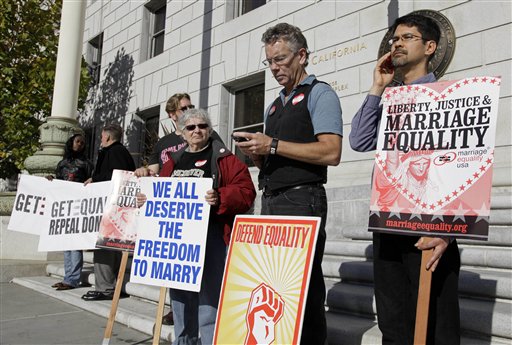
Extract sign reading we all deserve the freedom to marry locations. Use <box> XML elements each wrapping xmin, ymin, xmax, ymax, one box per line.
<box><xmin>369</xmin><ymin>76</ymin><xmax>501</xmax><ymax>240</ymax></box>
<box><xmin>214</xmin><ymin>215</ymin><xmax>320</xmax><ymax>345</ymax></box>
<box><xmin>130</xmin><ymin>177</ymin><xmax>212</xmax><ymax>292</ymax></box>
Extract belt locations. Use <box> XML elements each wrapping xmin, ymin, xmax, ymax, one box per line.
<box><xmin>262</xmin><ymin>183</ymin><xmax>323</xmax><ymax>197</ymax></box>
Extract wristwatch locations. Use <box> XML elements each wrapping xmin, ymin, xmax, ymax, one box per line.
<box><xmin>270</xmin><ymin>138</ymin><xmax>279</xmax><ymax>155</ymax></box>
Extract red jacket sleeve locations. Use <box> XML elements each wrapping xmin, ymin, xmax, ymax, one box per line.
<box><xmin>216</xmin><ymin>154</ymin><xmax>256</xmax><ymax>216</ymax></box>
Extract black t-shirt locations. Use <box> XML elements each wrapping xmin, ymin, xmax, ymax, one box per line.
<box><xmin>171</xmin><ymin>144</ymin><xmax>213</xmax><ymax>179</ymax></box>
<box><xmin>149</xmin><ymin>133</ymin><xmax>187</xmax><ymax>168</ymax></box>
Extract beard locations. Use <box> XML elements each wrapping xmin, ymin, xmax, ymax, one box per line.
<box><xmin>391</xmin><ymin>49</ymin><xmax>408</xmax><ymax>67</ymax></box>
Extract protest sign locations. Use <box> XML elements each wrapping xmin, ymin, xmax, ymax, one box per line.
<box><xmin>130</xmin><ymin>177</ymin><xmax>212</xmax><ymax>292</ymax></box>
<box><xmin>214</xmin><ymin>215</ymin><xmax>320</xmax><ymax>345</ymax></box>
<box><xmin>96</xmin><ymin>170</ymin><xmax>140</xmax><ymax>251</ymax></box>
<box><xmin>8</xmin><ymin>175</ymin><xmax>49</xmax><ymax>235</ymax></box>
<box><xmin>33</xmin><ymin>179</ymin><xmax>111</xmax><ymax>251</ymax></box>
<box><xmin>369</xmin><ymin>76</ymin><xmax>501</xmax><ymax>240</ymax></box>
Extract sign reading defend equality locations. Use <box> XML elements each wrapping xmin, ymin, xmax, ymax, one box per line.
<box><xmin>369</xmin><ymin>76</ymin><xmax>501</xmax><ymax>240</ymax></box>
<box><xmin>130</xmin><ymin>177</ymin><xmax>212</xmax><ymax>292</ymax></box>
<box><xmin>214</xmin><ymin>215</ymin><xmax>320</xmax><ymax>345</ymax></box>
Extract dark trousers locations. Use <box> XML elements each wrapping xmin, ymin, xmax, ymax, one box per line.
<box><xmin>373</xmin><ymin>232</ymin><xmax>461</xmax><ymax>345</ymax></box>
<box><xmin>261</xmin><ymin>185</ymin><xmax>327</xmax><ymax>345</ymax></box>
<box><xmin>93</xmin><ymin>249</ymin><xmax>123</xmax><ymax>292</ymax></box>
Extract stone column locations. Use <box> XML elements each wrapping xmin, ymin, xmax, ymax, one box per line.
<box><xmin>24</xmin><ymin>0</ymin><xmax>87</xmax><ymax>176</ymax></box>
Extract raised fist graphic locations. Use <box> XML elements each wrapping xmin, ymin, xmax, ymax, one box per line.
<box><xmin>244</xmin><ymin>283</ymin><xmax>285</xmax><ymax>345</ymax></box>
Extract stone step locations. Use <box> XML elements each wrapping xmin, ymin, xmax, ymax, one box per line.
<box><xmin>323</xmin><ymin>258</ymin><xmax>512</xmax><ymax>300</ymax></box>
<box><xmin>325</xmin><ymin>311</ymin><xmax>512</xmax><ymax>345</ymax></box>
<box><xmin>325</xmin><ymin>280</ymin><xmax>512</xmax><ymax>340</ymax></box>
<box><xmin>323</xmin><ymin>239</ymin><xmax>512</xmax><ymax>270</ymax></box>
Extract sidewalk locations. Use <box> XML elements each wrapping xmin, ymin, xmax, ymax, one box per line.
<box><xmin>0</xmin><ymin>282</ymin><xmax>166</xmax><ymax>345</ymax></box>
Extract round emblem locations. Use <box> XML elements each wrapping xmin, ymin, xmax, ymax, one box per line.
<box><xmin>195</xmin><ymin>160</ymin><xmax>207</xmax><ymax>167</ymax></box>
<box><xmin>377</xmin><ymin>9</ymin><xmax>456</xmax><ymax>85</ymax></box>
<box><xmin>292</xmin><ymin>93</ymin><xmax>305</xmax><ymax>105</ymax></box>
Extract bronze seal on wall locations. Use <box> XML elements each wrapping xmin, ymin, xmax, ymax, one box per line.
<box><xmin>378</xmin><ymin>9</ymin><xmax>456</xmax><ymax>84</ymax></box>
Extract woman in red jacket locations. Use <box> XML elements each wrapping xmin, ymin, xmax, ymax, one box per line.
<box><xmin>139</xmin><ymin>108</ymin><xmax>256</xmax><ymax>345</ymax></box>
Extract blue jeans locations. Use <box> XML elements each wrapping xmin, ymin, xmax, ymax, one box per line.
<box><xmin>170</xmin><ymin>222</ymin><xmax>226</xmax><ymax>345</ymax></box>
<box><xmin>63</xmin><ymin>250</ymin><xmax>83</xmax><ymax>287</ymax></box>
<box><xmin>261</xmin><ymin>184</ymin><xmax>328</xmax><ymax>345</ymax></box>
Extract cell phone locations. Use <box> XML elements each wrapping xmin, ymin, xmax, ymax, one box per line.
<box><xmin>382</xmin><ymin>55</ymin><xmax>394</xmax><ymax>72</ymax></box>
<box><xmin>231</xmin><ymin>133</ymin><xmax>249</xmax><ymax>142</ymax></box>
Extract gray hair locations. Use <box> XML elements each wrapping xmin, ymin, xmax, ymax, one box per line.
<box><xmin>178</xmin><ymin>108</ymin><xmax>212</xmax><ymax>133</ymax></box>
<box><xmin>261</xmin><ymin>22</ymin><xmax>310</xmax><ymax>67</ymax></box>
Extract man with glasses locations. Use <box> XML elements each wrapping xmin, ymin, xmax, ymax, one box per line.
<box><xmin>234</xmin><ymin>22</ymin><xmax>343</xmax><ymax>345</ymax></box>
<box><xmin>350</xmin><ymin>13</ymin><xmax>460</xmax><ymax>345</ymax></box>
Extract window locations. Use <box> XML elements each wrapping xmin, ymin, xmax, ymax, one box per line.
<box><xmin>227</xmin><ymin>0</ymin><xmax>266</xmax><ymax>20</ymax></box>
<box><xmin>225</xmin><ymin>73</ymin><xmax>265</xmax><ymax>167</ymax></box>
<box><xmin>143</xmin><ymin>0</ymin><xmax>166</xmax><ymax>60</ymax></box>
<box><xmin>87</xmin><ymin>33</ymin><xmax>103</xmax><ymax>86</ymax></box>
<box><xmin>134</xmin><ymin>106</ymin><xmax>160</xmax><ymax>166</ymax></box>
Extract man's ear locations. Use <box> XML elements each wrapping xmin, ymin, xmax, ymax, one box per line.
<box><xmin>425</xmin><ymin>40</ymin><xmax>437</xmax><ymax>59</ymax></box>
<box><xmin>298</xmin><ymin>47</ymin><xmax>308</xmax><ymax>65</ymax></box>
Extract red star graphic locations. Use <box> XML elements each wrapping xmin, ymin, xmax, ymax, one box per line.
<box><xmin>437</xmin><ymin>199</ymin><xmax>443</xmax><ymax>206</ymax></box>
<box><xmin>480</xmin><ymin>165</ymin><xmax>486</xmax><ymax>172</ymax></box>
<box><xmin>375</xmin><ymin>153</ymin><xmax>380</xmax><ymax>158</ymax></box>
<box><xmin>490</xmin><ymin>79</ymin><xmax>496</xmax><ymax>84</ymax></box>
<box><xmin>387</xmin><ymin>171</ymin><xmax>392</xmax><ymax>177</ymax></box>
<box><xmin>392</xmin><ymin>177</ymin><xmax>397</xmax><ymax>183</ymax></box>
<box><xmin>455</xmin><ymin>83</ymin><xmax>461</xmax><ymax>88</ymax></box>
<box><xmin>385</xmin><ymin>93</ymin><xmax>391</xmax><ymax>99</ymax></box>
<box><xmin>378</xmin><ymin>159</ymin><xmax>383</xmax><ymax>165</ymax></box>
<box><xmin>428</xmin><ymin>91</ymin><xmax>434</xmax><ymax>96</ymax></box>
<box><xmin>486</xmin><ymin>158</ymin><xmax>492</xmax><ymax>164</ymax></box>
<box><xmin>466</xmin><ymin>178</ymin><xmax>473</xmax><ymax>185</ymax></box>
<box><xmin>452</xmin><ymin>190</ymin><xmax>459</xmax><ymax>197</ymax></box>
<box><xmin>445</xmin><ymin>195</ymin><xmax>451</xmax><ymax>202</ymax></box>
<box><xmin>473</xmin><ymin>172</ymin><xmax>480</xmax><ymax>178</ymax></box>
<box><xmin>434</xmin><ymin>96</ymin><xmax>439</xmax><ymax>101</ymax></box>
<box><xmin>409</xmin><ymin>193</ymin><xmax>415</xmax><ymax>199</ymax></box>
<box><xmin>441</xmin><ymin>94</ymin><xmax>446</xmax><ymax>99</ymax></box>
<box><xmin>421</xmin><ymin>202</ymin><xmax>427</xmax><ymax>208</ymax></box>
<box><xmin>399</xmin><ymin>86</ymin><xmax>404</xmax><ymax>92</ymax></box>
<box><xmin>415</xmin><ymin>86</ymin><xmax>420</xmax><ymax>91</ymax></box>
<box><xmin>472</xmin><ymin>77</ymin><xmax>479</xmax><ymax>83</ymax></box>
<box><xmin>393</xmin><ymin>89</ymin><xmax>397</xmax><ymax>94</ymax></box>
<box><xmin>407</xmin><ymin>85</ymin><xmax>412</xmax><ymax>91</ymax></box>
<box><xmin>415</xmin><ymin>197</ymin><xmax>421</xmax><ymax>204</ymax></box>
<box><xmin>397</xmin><ymin>183</ymin><xmax>403</xmax><ymax>189</ymax></box>
<box><xmin>448</xmin><ymin>88</ymin><xmax>453</xmax><ymax>93</ymax></box>
<box><xmin>460</xmin><ymin>184</ymin><xmax>466</xmax><ymax>191</ymax></box>
<box><xmin>463</xmin><ymin>79</ymin><xmax>469</xmax><ymax>85</ymax></box>
<box><xmin>402</xmin><ymin>188</ymin><xmax>408</xmax><ymax>194</ymax></box>
<box><xmin>482</xmin><ymin>77</ymin><xmax>488</xmax><ymax>82</ymax></box>
<box><xmin>429</xmin><ymin>204</ymin><xmax>435</xmax><ymax>210</ymax></box>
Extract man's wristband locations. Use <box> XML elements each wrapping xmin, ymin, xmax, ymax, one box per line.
<box><xmin>270</xmin><ymin>138</ymin><xmax>279</xmax><ymax>155</ymax></box>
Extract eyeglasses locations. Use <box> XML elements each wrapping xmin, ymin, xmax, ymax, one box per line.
<box><xmin>388</xmin><ymin>33</ymin><xmax>427</xmax><ymax>46</ymax></box>
<box><xmin>180</xmin><ymin>105</ymin><xmax>195</xmax><ymax>111</ymax></box>
<box><xmin>262</xmin><ymin>52</ymin><xmax>296</xmax><ymax>67</ymax></box>
<box><xmin>184</xmin><ymin>123</ymin><xmax>209</xmax><ymax>131</ymax></box>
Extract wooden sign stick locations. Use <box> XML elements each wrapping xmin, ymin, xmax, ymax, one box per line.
<box><xmin>152</xmin><ymin>287</ymin><xmax>167</xmax><ymax>345</ymax></box>
<box><xmin>102</xmin><ymin>251</ymin><xmax>130</xmax><ymax>345</ymax></box>
<box><xmin>414</xmin><ymin>237</ymin><xmax>434</xmax><ymax>345</ymax></box>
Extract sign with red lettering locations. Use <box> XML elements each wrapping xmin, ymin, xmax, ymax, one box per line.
<box><xmin>214</xmin><ymin>215</ymin><xmax>320</xmax><ymax>344</ymax></box>
<box><xmin>369</xmin><ymin>77</ymin><xmax>501</xmax><ymax>240</ymax></box>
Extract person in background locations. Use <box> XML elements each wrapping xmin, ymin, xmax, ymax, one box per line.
<box><xmin>136</xmin><ymin>108</ymin><xmax>256</xmax><ymax>344</ymax></box>
<box><xmin>349</xmin><ymin>13</ymin><xmax>460</xmax><ymax>345</ymax></box>
<box><xmin>48</xmin><ymin>133</ymin><xmax>93</xmax><ymax>290</ymax></box>
<box><xmin>82</xmin><ymin>123</ymin><xmax>136</xmax><ymax>301</ymax></box>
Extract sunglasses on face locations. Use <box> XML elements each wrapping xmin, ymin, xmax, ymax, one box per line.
<box><xmin>180</xmin><ymin>105</ymin><xmax>195</xmax><ymax>111</ymax></box>
<box><xmin>184</xmin><ymin>123</ymin><xmax>209</xmax><ymax>131</ymax></box>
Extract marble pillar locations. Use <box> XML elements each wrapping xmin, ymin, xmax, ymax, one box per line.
<box><xmin>24</xmin><ymin>0</ymin><xmax>87</xmax><ymax>176</ymax></box>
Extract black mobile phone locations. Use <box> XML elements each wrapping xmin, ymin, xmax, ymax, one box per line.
<box><xmin>231</xmin><ymin>133</ymin><xmax>249</xmax><ymax>142</ymax></box>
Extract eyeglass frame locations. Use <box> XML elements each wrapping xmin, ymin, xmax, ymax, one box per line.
<box><xmin>183</xmin><ymin>123</ymin><xmax>209</xmax><ymax>131</ymax></box>
<box><xmin>179</xmin><ymin>105</ymin><xmax>195</xmax><ymax>112</ymax></box>
<box><xmin>388</xmin><ymin>33</ymin><xmax>430</xmax><ymax>46</ymax></box>
<box><xmin>261</xmin><ymin>51</ymin><xmax>298</xmax><ymax>67</ymax></box>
